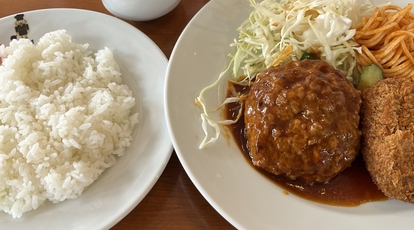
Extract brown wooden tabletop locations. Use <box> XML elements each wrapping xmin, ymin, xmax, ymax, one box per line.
<box><xmin>0</xmin><ymin>0</ymin><xmax>235</xmax><ymax>229</ymax></box>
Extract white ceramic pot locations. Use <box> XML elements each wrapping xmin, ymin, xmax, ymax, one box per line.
<box><xmin>102</xmin><ymin>0</ymin><xmax>181</xmax><ymax>21</ymax></box>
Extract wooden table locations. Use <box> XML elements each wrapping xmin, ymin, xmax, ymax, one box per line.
<box><xmin>1</xmin><ymin>0</ymin><xmax>235</xmax><ymax>229</ymax></box>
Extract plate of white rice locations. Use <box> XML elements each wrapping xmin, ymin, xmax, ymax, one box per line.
<box><xmin>0</xmin><ymin>9</ymin><xmax>172</xmax><ymax>229</ymax></box>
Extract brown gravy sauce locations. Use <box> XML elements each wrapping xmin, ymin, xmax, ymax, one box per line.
<box><xmin>225</xmin><ymin>82</ymin><xmax>387</xmax><ymax>206</ymax></box>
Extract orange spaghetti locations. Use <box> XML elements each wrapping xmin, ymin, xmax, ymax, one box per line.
<box><xmin>354</xmin><ymin>4</ymin><xmax>414</xmax><ymax>80</ymax></box>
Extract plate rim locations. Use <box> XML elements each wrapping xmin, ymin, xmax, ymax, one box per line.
<box><xmin>0</xmin><ymin>7</ymin><xmax>173</xmax><ymax>229</ymax></box>
<box><xmin>165</xmin><ymin>0</ymin><xmax>414</xmax><ymax>229</ymax></box>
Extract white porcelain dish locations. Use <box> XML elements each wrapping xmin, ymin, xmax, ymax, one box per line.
<box><xmin>165</xmin><ymin>0</ymin><xmax>414</xmax><ymax>229</ymax></box>
<box><xmin>0</xmin><ymin>8</ymin><xmax>172</xmax><ymax>229</ymax></box>
<box><xmin>102</xmin><ymin>0</ymin><xmax>181</xmax><ymax>21</ymax></box>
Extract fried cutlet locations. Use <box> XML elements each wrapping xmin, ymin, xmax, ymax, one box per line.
<box><xmin>361</xmin><ymin>78</ymin><xmax>414</xmax><ymax>202</ymax></box>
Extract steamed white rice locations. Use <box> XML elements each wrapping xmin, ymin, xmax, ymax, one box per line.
<box><xmin>0</xmin><ymin>30</ymin><xmax>139</xmax><ymax>218</ymax></box>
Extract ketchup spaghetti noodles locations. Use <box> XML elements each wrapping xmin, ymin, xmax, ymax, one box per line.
<box><xmin>355</xmin><ymin>4</ymin><xmax>414</xmax><ymax>79</ymax></box>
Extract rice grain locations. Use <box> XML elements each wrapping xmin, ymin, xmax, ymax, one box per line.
<box><xmin>0</xmin><ymin>30</ymin><xmax>139</xmax><ymax>218</ymax></box>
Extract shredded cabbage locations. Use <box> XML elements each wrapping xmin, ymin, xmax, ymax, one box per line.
<box><xmin>196</xmin><ymin>0</ymin><xmax>373</xmax><ymax>149</ymax></box>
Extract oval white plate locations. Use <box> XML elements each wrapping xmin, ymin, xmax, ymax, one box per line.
<box><xmin>0</xmin><ymin>8</ymin><xmax>172</xmax><ymax>229</ymax></box>
<box><xmin>165</xmin><ymin>0</ymin><xmax>414</xmax><ymax>229</ymax></box>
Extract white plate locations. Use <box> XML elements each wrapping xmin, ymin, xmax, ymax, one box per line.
<box><xmin>165</xmin><ymin>0</ymin><xmax>414</xmax><ymax>229</ymax></box>
<box><xmin>0</xmin><ymin>8</ymin><xmax>172</xmax><ymax>229</ymax></box>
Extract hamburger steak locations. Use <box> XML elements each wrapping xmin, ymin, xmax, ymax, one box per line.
<box><xmin>361</xmin><ymin>78</ymin><xmax>414</xmax><ymax>202</ymax></box>
<box><xmin>244</xmin><ymin>59</ymin><xmax>362</xmax><ymax>183</ymax></box>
